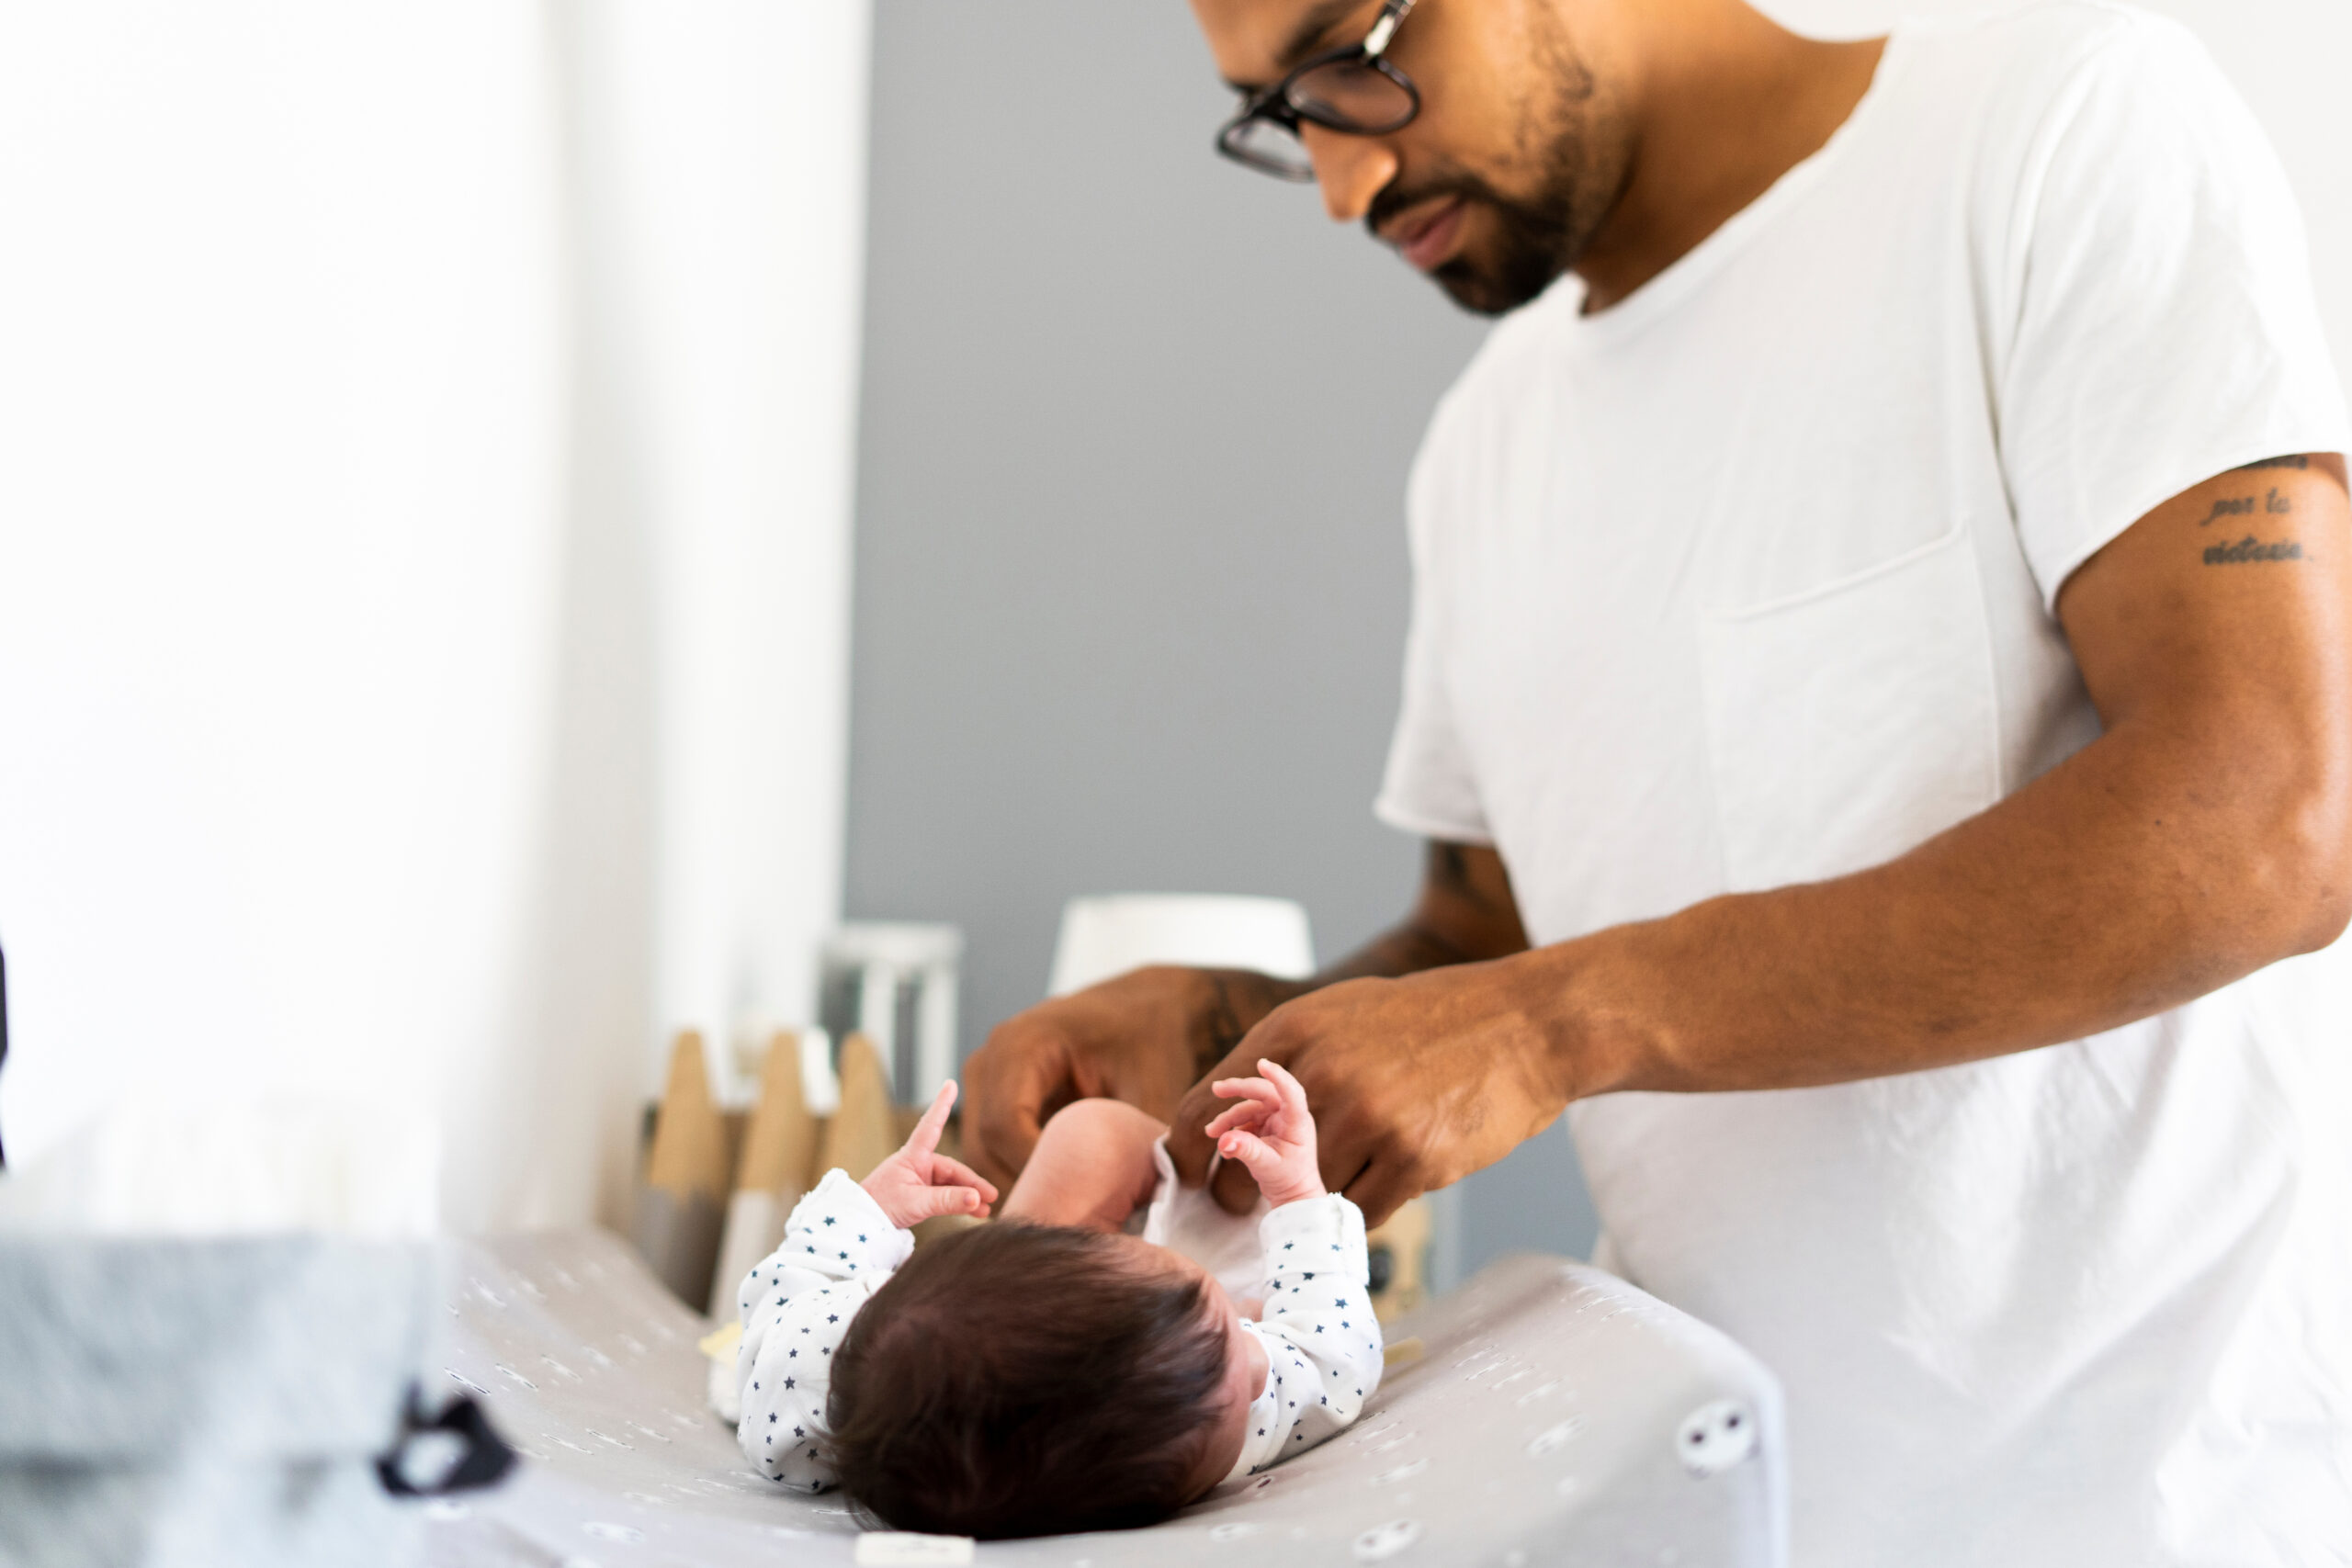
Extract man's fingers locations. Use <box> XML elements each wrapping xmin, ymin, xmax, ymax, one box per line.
<box><xmin>1168</xmin><ymin>1055</ymin><xmax>1250</xmax><ymax>1189</ymax></box>
<box><xmin>1340</xmin><ymin>1157</ymin><xmax>1415</xmax><ymax>1230</ymax></box>
<box><xmin>928</xmin><ymin>1155</ymin><xmax>1000</xmax><ymax>1205</ymax></box>
<box><xmin>907</xmin><ymin>1080</ymin><xmax>957</xmax><ymax>1157</ymax></box>
<box><xmin>1209</xmin><ymin>1152</ymin><xmax>1261</xmax><ymax>1213</ymax></box>
<box><xmin>961</xmin><ymin>1042</ymin><xmax>1056</xmax><ymax>1188</ymax></box>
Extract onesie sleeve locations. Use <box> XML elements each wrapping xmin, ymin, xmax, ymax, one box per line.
<box><xmin>1225</xmin><ymin>1194</ymin><xmax>1385</xmax><ymax>1481</ymax></box>
<box><xmin>731</xmin><ymin>1168</ymin><xmax>915</xmax><ymax>1491</ymax></box>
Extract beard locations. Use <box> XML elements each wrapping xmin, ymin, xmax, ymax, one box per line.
<box><xmin>1367</xmin><ymin>164</ymin><xmax>1586</xmax><ymax>316</ymax></box>
<box><xmin>1367</xmin><ymin>17</ymin><xmax>1631</xmax><ymax>317</ymax></box>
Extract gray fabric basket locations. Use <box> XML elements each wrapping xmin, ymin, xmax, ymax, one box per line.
<box><xmin>0</xmin><ymin>1236</ymin><xmax>443</xmax><ymax>1568</ymax></box>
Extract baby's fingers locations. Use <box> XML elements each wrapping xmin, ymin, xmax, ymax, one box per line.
<box><xmin>1257</xmin><ymin>1058</ymin><xmax>1313</xmax><ymax>1125</ymax></box>
<box><xmin>1209</xmin><ymin>1075</ymin><xmax>1280</xmax><ymax>1111</ymax></box>
<box><xmin>1204</xmin><ymin>1099</ymin><xmax>1270</xmax><ymax>1140</ymax></box>
<box><xmin>904</xmin><ymin>1182</ymin><xmax>990</xmax><ymax>1222</ymax></box>
<box><xmin>926</xmin><ymin>1154</ymin><xmax>1000</xmax><ymax>1205</ymax></box>
<box><xmin>1216</xmin><ymin>1127</ymin><xmax>1282</xmax><ymax>1176</ymax></box>
<box><xmin>903</xmin><ymin>1080</ymin><xmax>958</xmax><ymax>1159</ymax></box>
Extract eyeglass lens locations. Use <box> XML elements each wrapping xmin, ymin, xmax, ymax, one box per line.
<box><xmin>1227</xmin><ymin>61</ymin><xmax>1415</xmax><ymax>178</ymax></box>
<box><xmin>1287</xmin><ymin>60</ymin><xmax>1414</xmax><ymax>130</ymax></box>
<box><xmin>1225</xmin><ymin>116</ymin><xmax>1317</xmax><ymax>178</ymax></box>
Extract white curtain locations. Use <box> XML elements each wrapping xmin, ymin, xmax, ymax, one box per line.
<box><xmin>0</xmin><ymin>2</ymin><xmax>867</xmax><ymax>1232</ymax></box>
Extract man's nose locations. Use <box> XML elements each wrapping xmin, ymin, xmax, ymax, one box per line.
<box><xmin>1300</xmin><ymin>124</ymin><xmax>1398</xmax><ymax>224</ymax></box>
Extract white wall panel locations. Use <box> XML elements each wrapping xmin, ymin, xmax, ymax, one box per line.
<box><xmin>0</xmin><ymin>2</ymin><xmax>871</xmax><ymax>1229</ymax></box>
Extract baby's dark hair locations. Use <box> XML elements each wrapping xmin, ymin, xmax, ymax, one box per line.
<box><xmin>825</xmin><ymin>1220</ymin><xmax>1231</xmax><ymax>1539</ymax></box>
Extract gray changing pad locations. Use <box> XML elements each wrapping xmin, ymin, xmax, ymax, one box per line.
<box><xmin>428</xmin><ymin>1230</ymin><xmax>1785</xmax><ymax>1567</ymax></box>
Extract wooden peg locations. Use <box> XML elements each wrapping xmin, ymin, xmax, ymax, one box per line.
<box><xmin>633</xmin><ymin>1030</ymin><xmax>730</xmax><ymax>1312</ymax></box>
<box><xmin>707</xmin><ymin>1030</ymin><xmax>823</xmax><ymax>1309</ymax></box>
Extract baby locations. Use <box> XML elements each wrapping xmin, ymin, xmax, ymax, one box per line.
<box><xmin>729</xmin><ymin>1060</ymin><xmax>1383</xmax><ymax>1539</ymax></box>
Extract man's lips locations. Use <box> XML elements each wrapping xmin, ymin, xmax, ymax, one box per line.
<box><xmin>1382</xmin><ymin>197</ymin><xmax>1466</xmax><ymax>272</ymax></box>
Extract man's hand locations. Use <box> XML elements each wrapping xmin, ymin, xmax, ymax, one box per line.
<box><xmin>1204</xmin><ymin>1058</ymin><xmax>1329</xmax><ymax>1208</ymax></box>
<box><xmin>860</xmin><ymin>1081</ymin><xmax>1001</xmax><ymax>1229</ymax></box>
<box><xmin>1173</xmin><ymin>967</ymin><xmax>1570</xmax><ymax>1224</ymax></box>
<box><xmin>958</xmin><ymin>964</ymin><xmax>1301</xmax><ymax>1190</ymax></box>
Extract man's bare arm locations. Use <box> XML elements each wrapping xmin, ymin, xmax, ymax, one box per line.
<box><xmin>1581</xmin><ymin>453</ymin><xmax>2352</xmax><ymax>1091</ymax></box>
<box><xmin>1316</xmin><ymin>841</ymin><xmax>1532</xmax><ymax>983</ymax></box>
<box><xmin>1172</xmin><ymin>456</ymin><xmax>2352</xmax><ymax>1220</ymax></box>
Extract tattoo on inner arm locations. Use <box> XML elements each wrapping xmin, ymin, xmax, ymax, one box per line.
<box><xmin>2197</xmin><ymin>485</ymin><xmax>2306</xmax><ymax>565</ymax></box>
<box><xmin>2199</xmin><ymin>490</ymin><xmax>2292</xmax><ymax>525</ymax></box>
<box><xmin>2202</xmin><ymin>535</ymin><xmax>2303</xmax><ymax>565</ymax></box>
<box><xmin>2234</xmin><ymin>455</ymin><xmax>2311</xmax><ymax>472</ymax></box>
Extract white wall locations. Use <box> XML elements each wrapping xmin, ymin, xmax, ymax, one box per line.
<box><xmin>1758</xmin><ymin>0</ymin><xmax>2352</xmax><ymax>383</ymax></box>
<box><xmin>0</xmin><ymin>2</ymin><xmax>870</xmax><ymax>1229</ymax></box>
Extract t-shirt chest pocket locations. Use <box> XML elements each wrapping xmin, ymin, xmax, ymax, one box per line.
<box><xmin>1698</xmin><ymin>518</ymin><xmax>2001</xmax><ymax>893</ymax></box>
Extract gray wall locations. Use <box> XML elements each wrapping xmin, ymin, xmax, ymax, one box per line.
<box><xmin>847</xmin><ymin>0</ymin><xmax>1597</xmax><ymax>1278</ymax></box>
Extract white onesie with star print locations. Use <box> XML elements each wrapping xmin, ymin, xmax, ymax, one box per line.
<box><xmin>731</xmin><ymin>1168</ymin><xmax>1382</xmax><ymax>1492</ymax></box>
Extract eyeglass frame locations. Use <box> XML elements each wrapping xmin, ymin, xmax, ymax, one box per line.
<box><xmin>1215</xmin><ymin>0</ymin><xmax>1422</xmax><ymax>181</ymax></box>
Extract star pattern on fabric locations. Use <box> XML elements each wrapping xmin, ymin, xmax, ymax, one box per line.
<box><xmin>733</xmin><ymin>1171</ymin><xmax>1376</xmax><ymax>1495</ymax></box>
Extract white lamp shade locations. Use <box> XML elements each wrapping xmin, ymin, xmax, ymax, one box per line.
<box><xmin>1046</xmin><ymin>895</ymin><xmax>1315</xmax><ymax>998</ymax></box>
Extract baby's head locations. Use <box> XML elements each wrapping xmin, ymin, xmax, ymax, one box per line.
<box><xmin>825</xmin><ymin>1220</ymin><xmax>1258</xmax><ymax>1538</ymax></box>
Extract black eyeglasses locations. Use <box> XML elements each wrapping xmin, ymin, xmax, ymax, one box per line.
<box><xmin>1216</xmin><ymin>0</ymin><xmax>1421</xmax><ymax>181</ymax></box>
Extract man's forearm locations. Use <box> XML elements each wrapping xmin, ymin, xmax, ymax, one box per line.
<box><xmin>1552</xmin><ymin>457</ymin><xmax>2352</xmax><ymax>1098</ymax></box>
<box><xmin>1539</xmin><ymin>716</ymin><xmax>2352</xmax><ymax>1100</ymax></box>
<box><xmin>1310</xmin><ymin>921</ymin><xmax>1479</xmax><ymax>987</ymax></box>
<box><xmin>1308</xmin><ymin>841</ymin><xmax>1533</xmax><ymax>989</ymax></box>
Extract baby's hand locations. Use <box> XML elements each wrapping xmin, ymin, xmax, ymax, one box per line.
<box><xmin>861</xmin><ymin>1081</ymin><xmax>1000</xmax><ymax>1230</ymax></box>
<box><xmin>1204</xmin><ymin>1058</ymin><xmax>1327</xmax><ymax>1208</ymax></box>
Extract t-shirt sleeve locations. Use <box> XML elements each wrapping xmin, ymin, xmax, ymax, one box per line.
<box><xmin>1995</xmin><ymin>13</ymin><xmax>2351</xmax><ymax>612</ymax></box>
<box><xmin>1374</xmin><ymin>400</ymin><xmax>1496</xmax><ymax>845</ymax></box>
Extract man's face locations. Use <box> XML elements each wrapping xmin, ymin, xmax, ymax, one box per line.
<box><xmin>1191</xmin><ymin>0</ymin><xmax>1634</xmax><ymax>316</ymax></box>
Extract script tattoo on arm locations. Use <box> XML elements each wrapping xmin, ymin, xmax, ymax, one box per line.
<box><xmin>2234</xmin><ymin>455</ymin><xmax>2311</xmax><ymax>472</ymax></box>
<box><xmin>2199</xmin><ymin>472</ymin><xmax>2304</xmax><ymax>566</ymax></box>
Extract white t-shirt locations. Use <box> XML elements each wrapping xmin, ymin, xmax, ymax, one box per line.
<box><xmin>1374</xmin><ymin>6</ymin><xmax>2352</xmax><ymax>1563</ymax></box>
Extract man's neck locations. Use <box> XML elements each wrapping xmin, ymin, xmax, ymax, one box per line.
<box><xmin>1574</xmin><ymin>1</ymin><xmax>1885</xmax><ymax>313</ymax></box>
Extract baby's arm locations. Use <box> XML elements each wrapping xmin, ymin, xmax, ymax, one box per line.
<box><xmin>1205</xmin><ymin>1061</ymin><xmax>1385</xmax><ymax>1478</ymax></box>
<box><xmin>735</xmin><ymin>1083</ymin><xmax>995</xmax><ymax>1491</ymax></box>
<box><xmin>1236</xmin><ymin>1195</ymin><xmax>1382</xmax><ymax>1473</ymax></box>
<box><xmin>1001</xmin><ymin>1097</ymin><xmax>1168</xmax><ymax>1231</ymax></box>
<box><xmin>734</xmin><ymin>1172</ymin><xmax>906</xmax><ymax>1490</ymax></box>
